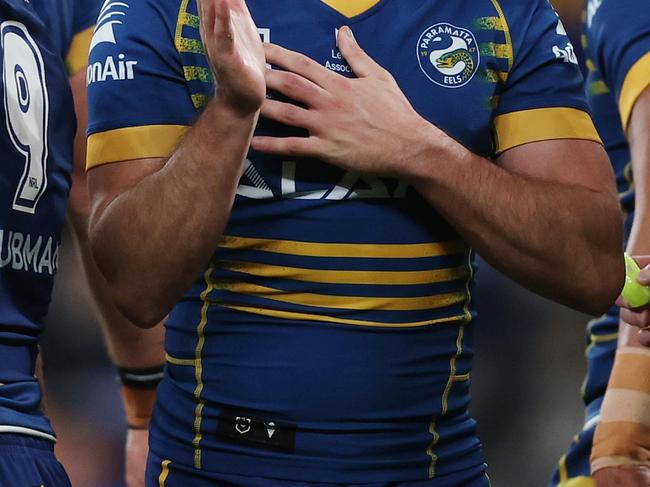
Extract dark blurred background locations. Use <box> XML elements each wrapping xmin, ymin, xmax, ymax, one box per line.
<box><xmin>41</xmin><ymin>2</ymin><xmax>596</xmax><ymax>486</ymax></box>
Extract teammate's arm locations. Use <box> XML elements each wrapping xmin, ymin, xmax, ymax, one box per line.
<box><xmin>592</xmin><ymin>87</ymin><xmax>650</xmax><ymax>486</ymax></box>
<box><xmin>87</xmin><ymin>0</ymin><xmax>266</xmax><ymax>328</ymax></box>
<box><xmin>252</xmin><ymin>29</ymin><xmax>624</xmax><ymax>315</ymax></box>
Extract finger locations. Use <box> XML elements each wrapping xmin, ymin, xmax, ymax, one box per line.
<box><xmin>337</xmin><ymin>26</ymin><xmax>387</xmax><ymax>79</ymax></box>
<box><xmin>264</xmin><ymin>43</ymin><xmax>338</xmax><ymax>89</ymax></box>
<box><xmin>639</xmin><ymin>263</ymin><xmax>650</xmax><ymax>285</ymax></box>
<box><xmin>260</xmin><ymin>99</ymin><xmax>315</xmax><ymax>130</ymax></box>
<box><xmin>620</xmin><ymin>308</ymin><xmax>650</xmax><ymax>328</ymax></box>
<box><xmin>616</xmin><ymin>295</ymin><xmax>629</xmax><ymax>308</ymax></box>
<box><xmin>251</xmin><ymin>135</ymin><xmax>321</xmax><ymax>158</ymax></box>
<box><xmin>639</xmin><ymin>329</ymin><xmax>650</xmax><ymax>347</ymax></box>
<box><xmin>215</xmin><ymin>0</ymin><xmax>234</xmax><ymax>43</ymax></box>
<box><xmin>265</xmin><ymin>69</ymin><xmax>328</xmax><ymax>106</ymax></box>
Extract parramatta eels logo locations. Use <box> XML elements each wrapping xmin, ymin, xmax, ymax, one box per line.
<box><xmin>417</xmin><ymin>23</ymin><xmax>480</xmax><ymax>88</ymax></box>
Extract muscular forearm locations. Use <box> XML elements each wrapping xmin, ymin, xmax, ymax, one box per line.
<box><xmin>90</xmin><ymin>99</ymin><xmax>258</xmax><ymax>326</ymax></box>
<box><xmin>409</xmin><ymin>133</ymin><xmax>624</xmax><ymax>315</ymax></box>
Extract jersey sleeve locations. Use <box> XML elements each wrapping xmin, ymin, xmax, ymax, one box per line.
<box><xmin>66</xmin><ymin>0</ymin><xmax>103</xmax><ymax>75</ymax></box>
<box><xmin>492</xmin><ymin>0</ymin><xmax>601</xmax><ymax>154</ymax></box>
<box><xmin>588</xmin><ymin>0</ymin><xmax>650</xmax><ymax>131</ymax></box>
<box><xmin>86</xmin><ymin>0</ymin><xmax>197</xmax><ymax>170</ymax></box>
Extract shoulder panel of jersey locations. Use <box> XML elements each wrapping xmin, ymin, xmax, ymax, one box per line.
<box><xmin>31</xmin><ymin>0</ymin><xmax>102</xmax><ymax>75</ymax></box>
<box><xmin>587</xmin><ymin>0</ymin><xmax>650</xmax><ymax>131</ymax></box>
<box><xmin>491</xmin><ymin>0</ymin><xmax>601</xmax><ymax>154</ymax></box>
<box><xmin>86</xmin><ymin>0</ymin><xmax>197</xmax><ymax>169</ymax></box>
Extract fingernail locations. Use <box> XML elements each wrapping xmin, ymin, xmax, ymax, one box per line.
<box><xmin>343</xmin><ymin>26</ymin><xmax>355</xmax><ymax>41</ymax></box>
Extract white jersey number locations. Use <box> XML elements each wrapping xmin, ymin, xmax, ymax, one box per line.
<box><xmin>2</xmin><ymin>21</ymin><xmax>49</xmax><ymax>214</ymax></box>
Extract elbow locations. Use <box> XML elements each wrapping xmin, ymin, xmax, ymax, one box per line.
<box><xmin>88</xmin><ymin>228</ymin><xmax>167</xmax><ymax>329</ymax></box>
<box><xmin>112</xmin><ymin>290</ymin><xmax>167</xmax><ymax>329</ymax></box>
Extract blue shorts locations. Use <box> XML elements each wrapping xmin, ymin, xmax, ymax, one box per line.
<box><xmin>146</xmin><ymin>450</ymin><xmax>490</xmax><ymax>487</ymax></box>
<box><xmin>548</xmin><ymin>426</ymin><xmax>594</xmax><ymax>487</ymax></box>
<box><xmin>0</xmin><ymin>434</ymin><xmax>71</xmax><ymax>487</ymax></box>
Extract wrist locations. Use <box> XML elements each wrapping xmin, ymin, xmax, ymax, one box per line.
<box><xmin>117</xmin><ymin>365</ymin><xmax>164</xmax><ymax>429</ymax></box>
<box><xmin>212</xmin><ymin>92</ymin><xmax>262</xmax><ymax>120</ymax></box>
<box><xmin>401</xmin><ymin>116</ymin><xmax>465</xmax><ymax>187</ymax></box>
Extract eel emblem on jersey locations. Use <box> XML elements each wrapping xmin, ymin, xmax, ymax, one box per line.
<box><xmin>417</xmin><ymin>23</ymin><xmax>479</xmax><ymax>88</ymax></box>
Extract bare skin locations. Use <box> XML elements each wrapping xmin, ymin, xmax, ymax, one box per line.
<box><xmin>594</xmin><ymin>87</ymin><xmax>650</xmax><ymax>486</ymax></box>
<box><xmin>88</xmin><ymin>0</ymin><xmax>266</xmax><ymax>328</ymax></box>
<box><xmin>251</xmin><ymin>27</ymin><xmax>624</xmax><ymax>315</ymax></box>
<box><xmin>68</xmin><ymin>58</ymin><xmax>164</xmax><ymax>487</ymax></box>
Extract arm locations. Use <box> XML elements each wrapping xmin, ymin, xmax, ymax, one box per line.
<box><xmin>251</xmin><ymin>29</ymin><xmax>624</xmax><ymax>315</ymax></box>
<box><xmin>67</xmin><ymin>56</ymin><xmax>166</xmax><ymax>487</ymax></box>
<box><xmin>592</xmin><ymin>88</ymin><xmax>650</xmax><ymax>485</ymax></box>
<box><xmin>87</xmin><ymin>0</ymin><xmax>266</xmax><ymax>328</ymax></box>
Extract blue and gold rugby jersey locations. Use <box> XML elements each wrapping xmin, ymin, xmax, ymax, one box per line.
<box><xmin>87</xmin><ymin>0</ymin><xmax>600</xmax><ymax>483</ymax></box>
<box><xmin>31</xmin><ymin>0</ymin><xmax>101</xmax><ymax>76</ymax></box>
<box><xmin>0</xmin><ymin>0</ymin><xmax>75</xmax><ymax>440</ymax></box>
<box><xmin>551</xmin><ymin>1</ymin><xmax>650</xmax><ymax>485</ymax></box>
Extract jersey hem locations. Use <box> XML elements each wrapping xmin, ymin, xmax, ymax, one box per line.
<box><xmin>0</xmin><ymin>426</ymin><xmax>56</xmax><ymax>442</ymax></box>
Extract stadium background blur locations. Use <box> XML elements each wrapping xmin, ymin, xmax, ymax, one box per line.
<box><xmin>40</xmin><ymin>2</ymin><xmax>600</xmax><ymax>485</ymax></box>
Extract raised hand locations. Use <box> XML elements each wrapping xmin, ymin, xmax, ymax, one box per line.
<box><xmin>198</xmin><ymin>0</ymin><xmax>266</xmax><ymax>115</ymax></box>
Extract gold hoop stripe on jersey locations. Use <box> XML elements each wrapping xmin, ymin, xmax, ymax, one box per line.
<box><xmin>211</xmin><ymin>280</ymin><xmax>466</xmax><ymax>312</ymax></box>
<box><xmin>619</xmin><ymin>51</ymin><xmax>650</xmax><ymax>131</ymax></box>
<box><xmin>86</xmin><ymin>125</ymin><xmax>190</xmax><ymax>169</ymax></box>
<box><xmin>219</xmin><ymin>235</ymin><xmax>468</xmax><ymax>258</ymax></box>
<box><xmin>220</xmin><ymin>260</ymin><xmax>469</xmax><ymax>286</ymax></box>
<box><xmin>591</xmin><ymin>347</ymin><xmax>650</xmax><ymax>473</ymax></box>
<box><xmin>221</xmin><ymin>304</ymin><xmax>469</xmax><ymax>328</ymax></box>
<box><xmin>66</xmin><ymin>25</ymin><xmax>94</xmax><ymax>75</ymax></box>
<box><xmin>493</xmin><ymin>107</ymin><xmax>602</xmax><ymax>154</ymax></box>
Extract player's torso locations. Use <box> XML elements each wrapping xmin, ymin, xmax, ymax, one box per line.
<box><xmin>0</xmin><ymin>0</ymin><xmax>74</xmax><ymax>437</ymax></box>
<box><xmin>154</xmin><ymin>0</ymin><xmax>516</xmax><ymax>482</ymax></box>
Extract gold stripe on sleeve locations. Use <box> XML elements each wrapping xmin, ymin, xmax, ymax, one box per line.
<box><xmin>619</xmin><ymin>51</ymin><xmax>650</xmax><ymax>131</ymax></box>
<box><xmin>494</xmin><ymin>107</ymin><xmax>602</xmax><ymax>154</ymax></box>
<box><xmin>66</xmin><ymin>26</ymin><xmax>94</xmax><ymax>75</ymax></box>
<box><xmin>86</xmin><ymin>125</ymin><xmax>189</xmax><ymax>170</ymax></box>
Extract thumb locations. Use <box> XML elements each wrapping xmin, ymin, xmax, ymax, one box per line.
<box><xmin>337</xmin><ymin>26</ymin><xmax>384</xmax><ymax>78</ymax></box>
<box><xmin>638</xmin><ymin>264</ymin><xmax>650</xmax><ymax>286</ymax></box>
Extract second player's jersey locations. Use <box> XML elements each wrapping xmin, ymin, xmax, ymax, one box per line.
<box><xmin>580</xmin><ymin>0</ymin><xmax>650</xmax><ymax>424</ymax></box>
<box><xmin>550</xmin><ymin>2</ymin><xmax>650</xmax><ymax>485</ymax></box>
<box><xmin>0</xmin><ymin>0</ymin><xmax>75</xmax><ymax>440</ymax></box>
<box><xmin>31</xmin><ymin>0</ymin><xmax>100</xmax><ymax>75</ymax></box>
<box><xmin>88</xmin><ymin>0</ymin><xmax>599</xmax><ymax>482</ymax></box>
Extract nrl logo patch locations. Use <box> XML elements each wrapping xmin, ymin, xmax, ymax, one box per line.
<box><xmin>417</xmin><ymin>23</ymin><xmax>480</xmax><ymax>88</ymax></box>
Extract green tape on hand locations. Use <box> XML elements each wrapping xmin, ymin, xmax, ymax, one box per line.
<box><xmin>622</xmin><ymin>253</ymin><xmax>650</xmax><ymax>309</ymax></box>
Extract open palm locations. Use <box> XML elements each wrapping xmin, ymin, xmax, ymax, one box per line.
<box><xmin>198</xmin><ymin>0</ymin><xmax>266</xmax><ymax>115</ymax></box>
